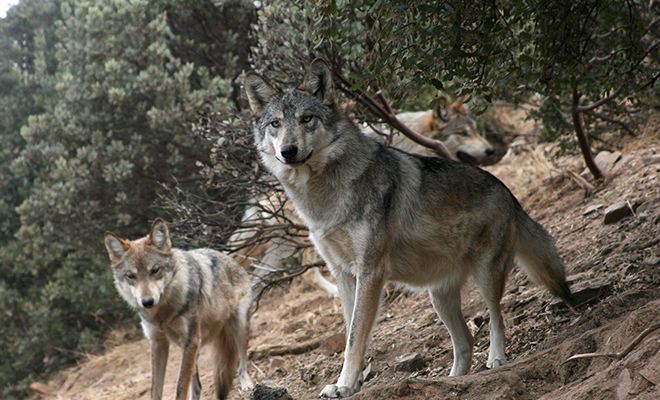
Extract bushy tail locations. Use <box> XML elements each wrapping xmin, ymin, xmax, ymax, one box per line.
<box><xmin>514</xmin><ymin>203</ymin><xmax>573</xmax><ymax>304</ymax></box>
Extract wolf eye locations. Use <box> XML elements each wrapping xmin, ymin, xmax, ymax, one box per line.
<box><xmin>151</xmin><ymin>267</ymin><xmax>161</xmax><ymax>276</ymax></box>
<box><xmin>301</xmin><ymin>115</ymin><xmax>313</xmax><ymax>123</ymax></box>
<box><xmin>125</xmin><ymin>273</ymin><xmax>136</xmax><ymax>281</ymax></box>
<box><xmin>270</xmin><ymin>120</ymin><xmax>280</xmax><ymax>128</ymax></box>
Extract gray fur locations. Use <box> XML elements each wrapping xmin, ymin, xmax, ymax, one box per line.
<box><xmin>246</xmin><ymin>59</ymin><xmax>572</xmax><ymax>398</ymax></box>
<box><xmin>105</xmin><ymin>219</ymin><xmax>254</xmax><ymax>400</ymax></box>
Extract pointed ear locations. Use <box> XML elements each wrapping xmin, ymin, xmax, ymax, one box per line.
<box><xmin>299</xmin><ymin>58</ymin><xmax>335</xmax><ymax>104</ymax></box>
<box><xmin>245</xmin><ymin>72</ymin><xmax>280</xmax><ymax>114</ymax></box>
<box><xmin>433</xmin><ymin>96</ymin><xmax>449</xmax><ymax>122</ymax></box>
<box><xmin>104</xmin><ymin>232</ymin><xmax>129</xmax><ymax>265</ymax></box>
<box><xmin>147</xmin><ymin>218</ymin><xmax>171</xmax><ymax>252</ymax></box>
<box><xmin>449</xmin><ymin>95</ymin><xmax>466</xmax><ymax>114</ymax></box>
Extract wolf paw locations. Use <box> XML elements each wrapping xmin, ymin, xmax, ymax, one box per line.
<box><xmin>239</xmin><ymin>375</ymin><xmax>254</xmax><ymax>391</ymax></box>
<box><xmin>487</xmin><ymin>357</ymin><xmax>508</xmax><ymax>369</ymax></box>
<box><xmin>319</xmin><ymin>384</ymin><xmax>358</xmax><ymax>398</ymax></box>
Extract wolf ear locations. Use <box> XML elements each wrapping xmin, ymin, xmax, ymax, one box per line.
<box><xmin>147</xmin><ymin>218</ymin><xmax>171</xmax><ymax>252</ymax></box>
<box><xmin>104</xmin><ymin>232</ymin><xmax>129</xmax><ymax>265</ymax></box>
<box><xmin>433</xmin><ymin>96</ymin><xmax>449</xmax><ymax>122</ymax></box>
<box><xmin>299</xmin><ymin>58</ymin><xmax>335</xmax><ymax>104</ymax></box>
<box><xmin>449</xmin><ymin>95</ymin><xmax>466</xmax><ymax>114</ymax></box>
<box><xmin>245</xmin><ymin>72</ymin><xmax>280</xmax><ymax>114</ymax></box>
<box><xmin>147</xmin><ymin>218</ymin><xmax>172</xmax><ymax>252</ymax></box>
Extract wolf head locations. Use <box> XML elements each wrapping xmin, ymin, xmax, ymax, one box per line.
<box><xmin>104</xmin><ymin>218</ymin><xmax>177</xmax><ymax>311</ymax></box>
<box><xmin>431</xmin><ymin>96</ymin><xmax>494</xmax><ymax>163</ymax></box>
<box><xmin>245</xmin><ymin>59</ymin><xmax>347</xmax><ymax>177</ymax></box>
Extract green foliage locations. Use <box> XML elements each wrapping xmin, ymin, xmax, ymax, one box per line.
<box><xmin>256</xmin><ymin>0</ymin><xmax>658</xmax><ymax>147</ymax></box>
<box><xmin>0</xmin><ymin>0</ymin><xmax>255</xmax><ymax>397</ymax></box>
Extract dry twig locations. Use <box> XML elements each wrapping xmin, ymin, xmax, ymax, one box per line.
<box><xmin>565</xmin><ymin>321</ymin><xmax>660</xmax><ymax>363</ymax></box>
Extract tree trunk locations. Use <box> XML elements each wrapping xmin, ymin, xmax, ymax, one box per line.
<box><xmin>571</xmin><ymin>90</ymin><xmax>603</xmax><ymax>180</ymax></box>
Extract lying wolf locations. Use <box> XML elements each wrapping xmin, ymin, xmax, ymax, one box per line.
<box><xmin>365</xmin><ymin>96</ymin><xmax>495</xmax><ymax>163</ymax></box>
<box><xmin>105</xmin><ymin>218</ymin><xmax>253</xmax><ymax>400</ymax></box>
<box><xmin>245</xmin><ymin>59</ymin><xmax>572</xmax><ymax>398</ymax></box>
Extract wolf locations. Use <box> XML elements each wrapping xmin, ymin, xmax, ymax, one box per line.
<box><xmin>245</xmin><ymin>59</ymin><xmax>572</xmax><ymax>398</ymax></box>
<box><xmin>364</xmin><ymin>96</ymin><xmax>495</xmax><ymax>163</ymax></box>
<box><xmin>104</xmin><ymin>218</ymin><xmax>253</xmax><ymax>400</ymax></box>
<box><xmin>229</xmin><ymin>195</ymin><xmax>338</xmax><ymax>298</ymax></box>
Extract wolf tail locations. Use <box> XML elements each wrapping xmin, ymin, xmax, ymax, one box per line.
<box><xmin>514</xmin><ymin>203</ymin><xmax>573</xmax><ymax>304</ymax></box>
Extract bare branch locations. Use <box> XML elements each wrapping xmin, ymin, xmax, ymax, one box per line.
<box><xmin>565</xmin><ymin>321</ymin><xmax>660</xmax><ymax>363</ymax></box>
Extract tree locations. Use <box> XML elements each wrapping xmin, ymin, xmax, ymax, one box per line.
<box><xmin>0</xmin><ymin>0</ymin><xmax>256</xmax><ymax>397</ymax></box>
<box><xmin>253</xmin><ymin>0</ymin><xmax>660</xmax><ymax>175</ymax></box>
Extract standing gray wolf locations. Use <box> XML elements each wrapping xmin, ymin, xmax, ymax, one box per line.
<box><xmin>364</xmin><ymin>96</ymin><xmax>495</xmax><ymax>163</ymax></box>
<box><xmin>104</xmin><ymin>218</ymin><xmax>253</xmax><ymax>400</ymax></box>
<box><xmin>245</xmin><ymin>59</ymin><xmax>572</xmax><ymax>398</ymax></box>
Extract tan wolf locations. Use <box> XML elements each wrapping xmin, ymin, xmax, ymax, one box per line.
<box><xmin>365</xmin><ymin>96</ymin><xmax>495</xmax><ymax>163</ymax></box>
<box><xmin>104</xmin><ymin>218</ymin><xmax>253</xmax><ymax>400</ymax></box>
<box><xmin>245</xmin><ymin>59</ymin><xmax>572</xmax><ymax>398</ymax></box>
<box><xmin>229</xmin><ymin>195</ymin><xmax>338</xmax><ymax>298</ymax></box>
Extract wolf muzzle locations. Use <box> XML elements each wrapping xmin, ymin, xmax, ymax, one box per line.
<box><xmin>279</xmin><ymin>145</ymin><xmax>313</xmax><ymax>165</ymax></box>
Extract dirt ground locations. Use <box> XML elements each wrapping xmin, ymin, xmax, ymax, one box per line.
<box><xmin>31</xmin><ymin>109</ymin><xmax>660</xmax><ymax>400</ymax></box>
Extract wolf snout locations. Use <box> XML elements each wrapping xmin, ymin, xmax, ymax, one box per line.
<box><xmin>280</xmin><ymin>145</ymin><xmax>299</xmax><ymax>161</ymax></box>
<box><xmin>141</xmin><ymin>298</ymin><xmax>155</xmax><ymax>308</ymax></box>
<box><xmin>485</xmin><ymin>147</ymin><xmax>495</xmax><ymax>156</ymax></box>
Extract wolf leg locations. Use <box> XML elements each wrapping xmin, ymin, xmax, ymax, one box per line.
<box><xmin>188</xmin><ymin>364</ymin><xmax>201</xmax><ymax>400</ymax></box>
<box><xmin>149</xmin><ymin>331</ymin><xmax>169</xmax><ymax>400</ymax></box>
<box><xmin>211</xmin><ymin>319</ymin><xmax>240</xmax><ymax>400</ymax></box>
<box><xmin>175</xmin><ymin>320</ymin><xmax>201</xmax><ymax>400</ymax></box>
<box><xmin>474</xmin><ymin>253</ymin><xmax>513</xmax><ymax>369</ymax></box>
<box><xmin>236</xmin><ymin>299</ymin><xmax>254</xmax><ymax>391</ymax></box>
<box><xmin>321</xmin><ymin>270</ymin><xmax>385</xmax><ymax>398</ymax></box>
<box><xmin>429</xmin><ymin>283</ymin><xmax>474</xmax><ymax>376</ymax></box>
<box><xmin>302</xmin><ymin>249</ymin><xmax>338</xmax><ymax>298</ymax></box>
<box><xmin>332</xmin><ymin>267</ymin><xmax>357</xmax><ymax>337</ymax></box>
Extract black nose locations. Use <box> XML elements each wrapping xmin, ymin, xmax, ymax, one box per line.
<box><xmin>485</xmin><ymin>147</ymin><xmax>495</xmax><ymax>156</ymax></box>
<box><xmin>141</xmin><ymin>298</ymin><xmax>155</xmax><ymax>308</ymax></box>
<box><xmin>280</xmin><ymin>145</ymin><xmax>298</xmax><ymax>161</ymax></box>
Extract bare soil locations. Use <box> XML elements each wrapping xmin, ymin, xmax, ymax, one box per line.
<box><xmin>31</xmin><ymin>110</ymin><xmax>660</xmax><ymax>400</ymax></box>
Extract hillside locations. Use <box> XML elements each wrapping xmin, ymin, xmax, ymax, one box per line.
<box><xmin>29</xmin><ymin>111</ymin><xmax>660</xmax><ymax>400</ymax></box>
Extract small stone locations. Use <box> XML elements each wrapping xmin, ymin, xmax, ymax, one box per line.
<box><xmin>581</xmin><ymin>151</ymin><xmax>621</xmax><ymax>177</ymax></box>
<box><xmin>636</xmin><ymin>198</ymin><xmax>660</xmax><ymax>218</ymax></box>
<box><xmin>643</xmin><ymin>155</ymin><xmax>660</xmax><ymax>165</ymax></box>
<box><xmin>394</xmin><ymin>353</ymin><xmax>426</xmax><ymax>372</ymax></box>
<box><xmin>250</xmin><ymin>384</ymin><xmax>294</xmax><ymax>400</ymax></box>
<box><xmin>583</xmin><ymin>204</ymin><xmax>603</xmax><ymax>215</ymax></box>
<box><xmin>645</xmin><ymin>256</ymin><xmax>660</xmax><ymax>266</ymax></box>
<box><xmin>549</xmin><ymin>278</ymin><xmax>612</xmax><ymax>309</ymax></box>
<box><xmin>362</xmin><ymin>362</ymin><xmax>382</xmax><ymax>382</ymax></box>
<box><xmin>269</xmin><ymin>356</ymin><xmax>286</xmax><ymax>370</ymax></box>
<box><xmin>321</xmin><ymin>333</ymin><xmax>346</xmax><ymax>355</ymax></box>
<box><xmin>603</xmin><ymin>202</ymin><xmax>633</xmax><ymax>224</ymax></box>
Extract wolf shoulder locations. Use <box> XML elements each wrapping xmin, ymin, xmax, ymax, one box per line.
<box><xmin>175</xmin><ymin>247</ymin><xmax>251</xmax><ymax>290</ymax></box>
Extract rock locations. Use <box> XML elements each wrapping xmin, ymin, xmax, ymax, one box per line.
<box><xmin>269</xmin><ymin>356</ymin><xmax>286</xmax><ymax>370</ymax></box>
<box><xmin>394</xmin><ymin>353</ymin><xmax>426</xmax><ymax>372</ymax></box>
<box><xmin>617</xmin><ymin>369</ymin><xmax>633</xmax><ymax>400</ymax></box>
<box><xmin>583</xmin><ymin>204</ymin><xmax>604</xmax><ymax>215</ymax></box>
<box><xmin>250</xmin><ymin>384</ymin><xmax>294</xmax><ymax>400</ymax></box>
<box><xmin>644</xmin><ymin>256</ymin><xmax>660</xmax><ymax>266</ymax></box>
<box><xmin>612</xmin><ymin>154</ymin><xmax>633</xmax><ymax>173</ymax></box>
<box><xmin>549</xmin><ymin>278</ymin><xmax>612</xmax><ymax>309</ymax></box>
<box><xmin>643</xmin><ymin>155</ymin><xmax>660</xmax><ymax>166</ymax></box>
<box><xmin>581</xmin><ymin>151</ymin><xmax>621</xmax><ymax>177</ymax></box>
<box><xmin>603</xmin><ymin>202</ymin><xmax>633</xmax><ymax>224</ymax></box>
<box><xmin>362</xmin><ymin>362</ymin><xmax>382</xmax><ymax>382</ymax></box>
<box><xmin>638</xmin><ymin>352</ymin><xmax>660</xmax><ymax>386</ymax></box>
<box><xmin>636</xmin><ymin>198</ymin><xmax>660</xmax><ymax>218</ymax></box>
<box><xmin>321</xmin><ymin>333</ymin><xmax>346</xmax><ymax>355</ymax></box>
